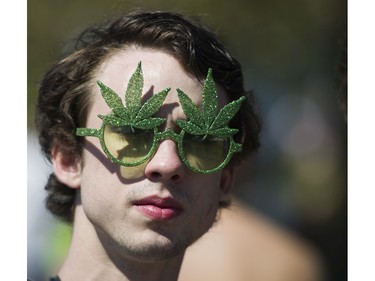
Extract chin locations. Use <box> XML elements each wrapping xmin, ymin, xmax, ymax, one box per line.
<box><xmin>124</xmin><ymin>236</ymin><xmax>189</xmax><ymax>261</ymax></box>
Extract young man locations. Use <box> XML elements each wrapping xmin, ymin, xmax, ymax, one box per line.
<box><xmin>35</xmin><ymin>10</ymin><xmax>261</xmax><ymax>281</ymax></box>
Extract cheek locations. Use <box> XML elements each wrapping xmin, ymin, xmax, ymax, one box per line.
<box><xmin>80</xmin><ymin>171</ymin><xmax>110</xmax><ymax>217</ymax></box>
<box><xmin>190</xmin><ymin>175</ymin><xmax>222</xmax><ymax>220</ymax></box>
<box><xmin>202</xmin><ymin>194</ymin><xmax>220</xmax><ymax>222</ymax></box>
<box><xmin>188</xmin><ymin>192</ymin><xmax>220</xmax><ymax>241</ymax></box>
<box><xmin>192</xmin><ymin>174</ymin><xmax>222</xmax><ymax>200</ymax></box>
<box><xmin>79</xmin><ymin>152</ymin><xmax>119</xmax><ymax>220</ymax></box>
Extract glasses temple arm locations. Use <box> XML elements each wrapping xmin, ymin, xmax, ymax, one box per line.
<box><xmin>231</xmin><ymin>142</ymin><xmax>243</xmax><ymax>153</ymax></box>
<box><xmin>76</xmin><ymin>128</ymin><xmax>101</xmax><ymax>137</ymax></box>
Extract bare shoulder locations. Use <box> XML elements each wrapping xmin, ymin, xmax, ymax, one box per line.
<box><xmin>178</xmin><ymin>200</ymin><xmax>325</xmax><ymax>281</ymax></box>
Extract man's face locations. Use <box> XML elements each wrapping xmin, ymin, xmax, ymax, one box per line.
<box><xmin>79</xmin><ymin>47</ymin><xmax>233</xmax><ymax>261</ymax></box>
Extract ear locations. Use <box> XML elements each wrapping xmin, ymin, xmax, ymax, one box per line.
<box><xmin>219</xmin><ymin>166</ymin><xmax>235</xmax><ymax>203</ymax></box>
<box><xmin>51</xmin><ymin>144</ymin><xmax>81</xmax><ymax>189</ymax></box>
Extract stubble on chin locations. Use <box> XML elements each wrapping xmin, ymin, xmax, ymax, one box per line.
<box><xmin>96</xmin><ymin>226</ymin><xmax>195</xmax><ymax>263</ymax></box>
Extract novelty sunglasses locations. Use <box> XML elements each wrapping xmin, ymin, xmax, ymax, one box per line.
<box><xmin>76</xmin><ymin>62</ymin><xmax>245</xmax><ymax>174</ymax></box>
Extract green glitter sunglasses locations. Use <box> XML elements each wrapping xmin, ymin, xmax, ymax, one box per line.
<box><xmin>76</xmin><ymin>62</ymin><xmax>245</xmax><ymax>174</ymax></box>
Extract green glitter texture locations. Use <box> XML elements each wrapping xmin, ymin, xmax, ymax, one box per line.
<box><xmin>76</xmin><ymin>63</ymin><xmax>245</xmax><ymax>174</ymax></box>
<box><xmin>98</xmin><ymin>61</ymin><xmax>170</xmax><ymax>130</ymax></box>
<box><xmin>176</xmin><ymin>69</ymin><xmax>245</xmax><ymax>139</ymax></box>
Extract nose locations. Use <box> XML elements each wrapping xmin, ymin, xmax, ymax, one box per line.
<box><xmin>144</xmin><ymin>139</ymin><xmax>185</xmax><ymax>183</ymax></box>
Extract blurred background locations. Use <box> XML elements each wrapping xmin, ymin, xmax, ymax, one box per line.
<box><xmin>27</xmin><ymin>0</ymin><xmax>347</xmax><ymax>280</ymax></box>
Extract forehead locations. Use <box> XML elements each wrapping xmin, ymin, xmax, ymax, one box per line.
<box><xmin>87</xmin><ymin>47</ymin><xmax>228</xmax><ymax>127</ymax></box>
<box><xmin>96</xmin><ymin>47</ymin><xmax>202</xmax><ymax>100</ymax></box>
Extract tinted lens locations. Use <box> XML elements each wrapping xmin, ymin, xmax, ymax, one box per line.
<box><xmin>103</xmin><ymin>125</ymin><xmax>154</xmax><ymax>164</ymax></box>
<box><xmin>182</xmin><ymin>133</ymin><xmax>229</xmax><ymax>171</ymax></box>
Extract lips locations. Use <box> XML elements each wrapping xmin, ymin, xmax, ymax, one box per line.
<box><xmin>133</xmin><ymin>196</ymin><xmax>183</xmax><ymax>220</ymax></box>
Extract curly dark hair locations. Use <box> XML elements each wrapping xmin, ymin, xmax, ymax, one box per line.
<box><xmin>35</xmin><ymin>10</ymin><xmax>262</xmax><ymax>223</ymax></box>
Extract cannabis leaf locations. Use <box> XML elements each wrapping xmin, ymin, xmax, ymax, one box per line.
<box><xmin>97</xmin><ymin>62</ymin><xmax>170</xmax><ymax>130</ymax></box>
<box><xmin>176</xmin><ymin>68</ymin><xmax>245</xmax><ymax>138</ymax></box>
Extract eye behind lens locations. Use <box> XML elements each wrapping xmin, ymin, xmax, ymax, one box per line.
<box><xmin>103</xmin><ymin>124</ymin><xmax>155</xmax><ymax>165</ymax></box>
<box><xmin>182</xmin><ymin>133</ymin><xmax>229</xmax><ymax>171</ymax></box>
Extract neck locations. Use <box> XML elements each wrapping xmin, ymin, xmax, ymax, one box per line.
<box><xmin>58</xmin><ymin>205</ymin><xmax>185</xmax><ymax>281</ymax></box>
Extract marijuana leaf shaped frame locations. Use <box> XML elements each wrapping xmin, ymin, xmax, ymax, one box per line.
<box><xmin>175</xmin><ymin>68</ymin><xmax>244</xmax><ymax>172</ymax></box>
<box><xmin>76</xmin><ymin>63</ymin><xmax>245</xmax><ymax>173</ymax></box>
<box><xmin>76</xmin><ymin>62</ymin><xmax>170</xmax><ymax>167</ymax></box>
